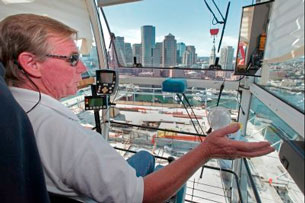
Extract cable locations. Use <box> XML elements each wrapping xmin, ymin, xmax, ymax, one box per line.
<box><xmin>216</xmin><ymin>80</ymin><xmax>225</xmax><ymax>106</ymax></box>
<box><xmin>182</xmin><ymin>93</ymin><xmax>206</xmax><ymax>136</ymax></box>
<box><xmin>212</xmin><ymin>0</ymin><xmax>225</xmax><ymax>21</ymax></box>
<box><xmin>99</xmin><ymin>8</ymin><xmax>123</xmax><ymax>68</ymax></box>
<box><xmin>15</xmin><ymin>62</ymin><xmax>41</xmax><ymax>114</ymax></box>
<box><xmin>176</xmin><ymin>94</ymin><xmax>203</xmax><ymax>142</ymax></box>
<box><xmin>203</xmin><ymin>0</ymin><xmax>223</xmax><ymax>24</ymax></box>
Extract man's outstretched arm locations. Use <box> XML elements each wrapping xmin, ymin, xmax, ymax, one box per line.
<box><xmin>143</xmin><ymin>123</ymin><xmax>274</xmax><ymax>203</ymax></box>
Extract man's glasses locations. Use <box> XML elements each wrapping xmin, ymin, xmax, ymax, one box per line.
<box><xmin>46</xmin><ymin>52</ymin><xmax>80</xmax><ymax>67</ymax></box>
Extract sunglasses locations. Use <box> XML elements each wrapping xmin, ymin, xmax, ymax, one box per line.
<box><xmin>46</xmin><ymin>52</ymin><xmax>80</xmax><ymax>67</ymax></box>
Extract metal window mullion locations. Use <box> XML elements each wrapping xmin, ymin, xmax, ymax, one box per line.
<box><xmin>84</xmin><ymin>0</ymin><xmax>110</xmax><ymax>140</ymax></box>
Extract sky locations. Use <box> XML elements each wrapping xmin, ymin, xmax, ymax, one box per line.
<box><xmin>103</xmin><ymin>0</ymin><xmax>254</xmax><ymax>57</ymax></box>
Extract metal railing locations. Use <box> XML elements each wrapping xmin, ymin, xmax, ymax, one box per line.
<box><xmin>114</xmin><ymin>146</ymin><xmax>244</xmax><ymax>203</ymax></box>
<box><xmin>109</xmin><ymin>121</ymin><xmax>250</xmax><ymax>203</ymax></box>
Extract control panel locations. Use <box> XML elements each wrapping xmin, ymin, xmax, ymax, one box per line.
<box><xmin>84</xmin><ymin>96</ymin><xmax>109</xmax><ymax>110</ymax></box>
<box><xmin>96</xmin><ymin>69</ymin><xmax>118</xmax><ymax>95</ymax></box>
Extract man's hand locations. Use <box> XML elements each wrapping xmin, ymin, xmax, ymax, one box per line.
<box><xmin>203</xmin><ymin>123</ymin><xmax>275</xmax><ymax>159</ymax></box>
<box><xmin>143</xmin><ymin>123</ymin><xmax>275</xmax><ymax>203</ymax></box>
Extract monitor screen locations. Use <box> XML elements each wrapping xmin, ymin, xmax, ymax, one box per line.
<box><xmin>99</xmin><ymin>72</ymin><xmax>114</xmax><ymax>83</ymax></box>
<box><xmin>235</xmin><ymin>1</ymin><xmax>273</xmax><ymax>75</ymax></box>
<box><xmin>88</xmin><ymin>98</ymin><xmax>104</xmax><ymax>107</ymax></box>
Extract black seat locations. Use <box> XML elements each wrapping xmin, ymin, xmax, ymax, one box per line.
<box><xmin>0</xmin><ymin>62</ymin><xmax>85</xmax><ymax>203</ymax></box>
<box><xmin>0</xmin><ymin>62</ymin><xmax>50</xmax><ymax>202</ymax></box>
<box><xmin>48</xmin><ymin>192</ymin><xmax>83</xmax><ymax>203</ymax></box>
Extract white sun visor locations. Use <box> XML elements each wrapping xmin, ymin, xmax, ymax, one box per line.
<box><xmin>0</xmin><ymin>0</ymin><xmax>93</xmax><ymax>54</ymax></box>
<box><xmin>263</xmin><ymin>0</ymin><xmax>304</xmax><ymax>63</ymax></box>
<box><xmin>98</xmin><ymin>0</ymin><xmax>142</xmax><ymax>7</ymax></box>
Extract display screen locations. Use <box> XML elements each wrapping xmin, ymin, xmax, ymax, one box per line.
<box><xmin>100</xmin><ymin>72</ymin><xmax>114</xmax><ymax>83</ymax></box>
<box><xmin>88</xmin><ymin>98</ymin><xmax>104</xmax><ymax>107</ymax></box>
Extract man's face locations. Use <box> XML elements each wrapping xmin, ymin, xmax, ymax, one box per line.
<box><xmin>39</xmin><ymin>36</ymin><xmax>87</xmax><ymax>99</ymax></box>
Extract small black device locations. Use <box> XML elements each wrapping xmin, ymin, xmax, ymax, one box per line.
<box><xmin>84</xmin><ymin>96</ymin><xmax>109</xmax><ymax>110</ymax></box>
<box><xmin>96</xmin><ymin>69</ymin><xmax>118</xmax><ymax>95</ymax></box>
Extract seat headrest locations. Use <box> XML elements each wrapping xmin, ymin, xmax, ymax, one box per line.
<box><xmin>0</xmin><ymin>62</ymin><xmax>5</xmax><ymax>77</ymax></box>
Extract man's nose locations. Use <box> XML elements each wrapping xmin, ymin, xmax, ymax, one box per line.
<box><xmin>76</xmin><ymin>61</ymin><xmax>87</xmax><ymax>74</ymax></box>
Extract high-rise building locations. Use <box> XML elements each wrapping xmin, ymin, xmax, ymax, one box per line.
<box><xmin>162</xmin><ymin>33</ymin><xmax>177</xmax><ymax>67</ymax></box>
<box><xmin>209</xmin><ymin>44</ymin><xmax>216</xmax><ymax>65</ymax></box>
<box><xmin>124</xmin><ymin>43</ymin><xmax>133</xmax><ymax>65</ymax></box>
<box><xmin>185</xmin><ymin>45</ymin><xmax>196</xmax><ymax>66</ymax></box>
<box><xmin>219</xmin><ymin>46</ymin><xmax>234</xmax><ymax>70</ymax></box>
<box><xmin>141</xmin><ymin>25</ymin><xmax>155</xmax><ymax>66</ymax></box>
<box><xmin>132</xmin><ymin>43</ymin><xmax>142</xmax><ymax>65</ymax></box>
<box><xmin>182</xmin><ymin>50</ymin><xmax>192</xmax><ymax>66</ymax></box>
<box><xmin>153</xmin><ymin>42</ymin><xmax>162</xmax><ymax>67</ymax></box>
<box><xmin>177</xmin><ymin>42</ymin><xmax>186</xmax><ymax>64</ymax></box>
<box><xmin>114</xmin><ymin>36</ymin><xmax>126</xmax><ymax>65</ymax></box>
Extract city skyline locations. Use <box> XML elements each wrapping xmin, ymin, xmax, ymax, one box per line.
<box><xmin>114</xmin><ymin>26</ymin><xmax>201</xmax><ymax>68</ymax></box>
<box><xmin>113</xmin><ymin>24</ymin><xmax>235</xmax><ymax>71</ymax></box>
<box><xmin>112</xmin><ymin>24</ymin><xmax>235</xmax><ymax>58</ymax></box>
<box><xmin>103</xmin><ymin>0</ymin><xmax>254</xmax><ymax>56</ymax></box>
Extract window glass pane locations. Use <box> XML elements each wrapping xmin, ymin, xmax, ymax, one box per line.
<box><xmin>257</xmin><ymin>57</ymin><xmax>305</xmax><ymax>113</ymax></box>
<box><xmin>101</xmin><ymin>0</ymin><xmax>253</xmax><ymax>74</ymax></box>
<box><xmin>244</xmin><ymin>96</ymin><xmax>303</xmax><ymax>202</ymax></box>
<box><xmin>248</xmin><ymin>96</ymin><xmax>303</xmax><ymax>145</ymax></box>
<box><xmin>76</xmin><ymin>85</ymin><xmax>239</xmax><ymax>128</ymax></box>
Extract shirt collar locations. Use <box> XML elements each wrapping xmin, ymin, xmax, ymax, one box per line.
<box><xmin>9</xmin><ymin>87</ymin><xmax>80</xmax><ymax>121</ymax></box>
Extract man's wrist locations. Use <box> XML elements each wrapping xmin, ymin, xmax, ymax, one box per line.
<box><xmin>199</xmin><ymin>141</ymin><xmax>212</xmax><ymax>161</ymax></box>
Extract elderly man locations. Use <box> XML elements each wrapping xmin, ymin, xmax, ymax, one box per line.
<box><xmin>0</xmin><ymin>14</ymin><xmax>274</xmax><ymax>203</ymax></box>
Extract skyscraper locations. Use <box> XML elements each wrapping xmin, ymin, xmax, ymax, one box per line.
<box><xmin>177</xmin><ymin>42</ymin><xmax>186</xmax><ymax>64</ymax></box>
<box><xmin>114</xmin><ymin>36</ymin><xmax>126</xmax><ymax>65</ymax></box>
<box><xmin>162</xmin><ymin>33</ymin><xmax>177</xmax><ymax>67</ymax></box>
<box><xmin>219</xmin><ymin>46</ymin><xmax>234</xmax><ymax>70</ymax></box>
<box><xmin>124</xmin><ymin>43</ymin><xmax>133</xmax><ymax>66</ymax></box>
<box><xmin>182</xmin><ymin>50</ymin><xmax>192</xmax><ymax>66</ymax></box>
<box><xmin>153</xmin><ymin>42</ymin><xmax>162</xmax><ymax>67</ymax></box>
<box><xmin>132</xmin><ymin>43</ymin><xmax>142</xmax><ymax>65</ymax></box>
<box><xmin>186</xmin><ymin>45</ymin><xmax>196</xmax><ymax>65</ymax></box>
<box><xmin>209</xmin><ymin>44</ymin><xmax>216</xmax><ymax>65</ymax></box>
<box><xmin>141</xmin><ymin>25</ymin><xmax>155</xmax><ymax>66</ymax></box>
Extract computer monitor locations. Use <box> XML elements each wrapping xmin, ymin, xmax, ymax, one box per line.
<box><xmin>234</xmin><ymin>1</ymin><xmax>274</xmax><ymax>75</ymax></box>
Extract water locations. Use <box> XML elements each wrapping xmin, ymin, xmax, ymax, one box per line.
<box><xmin>264</xmin><ymin>86</ymin><xmax>304</xmax><ymax>113</ymax></box>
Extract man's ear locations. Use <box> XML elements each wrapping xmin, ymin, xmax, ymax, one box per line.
<box><xmin>18</xmin><ymin>52</ymin><xmax>42</xmax><ymax>78</ymax></box>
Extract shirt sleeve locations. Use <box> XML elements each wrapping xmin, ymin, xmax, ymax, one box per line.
<box><xmin>34</xmin><ymin>113</ymin><xmax>144</xmax><ymax>203</ymax></box>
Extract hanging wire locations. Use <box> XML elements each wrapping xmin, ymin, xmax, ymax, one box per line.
<box><xmin>217</xmin><ymin>80</ymin><xmax>225</xmax><ymax>106</ymax></box>
<box><xmin>14</xmin><ymin>61</ymin><xmax>41</xmax><ymax>114</ymax></box>
<box><xmin>212</xmin><ymin>0</ymin><xmax>225</xmax><ymax>20</ymax></box>
<box><xmin>176</xmin><ymin>94</ymin><xmax>203</xmax><ymax>142</ymax></box>
<box><xmin>182</xmin><ymin>93</ymin><xmax>206</xmax><ymax>136</ymax></box>
<box><xmin>203</xmin><ymin>0</ymin><xmax>223</xmax><ymax>24</ymax></box>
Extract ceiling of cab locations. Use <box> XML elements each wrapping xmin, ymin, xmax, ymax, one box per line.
<box><xmin>0</xmin><ymin>0</ymin><xmax>92</xmax><ymax>48</ymax></box>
